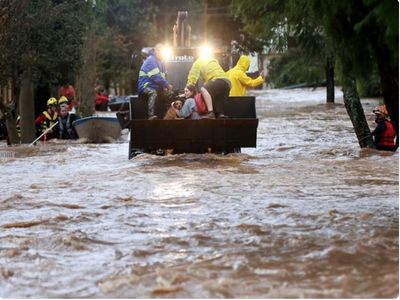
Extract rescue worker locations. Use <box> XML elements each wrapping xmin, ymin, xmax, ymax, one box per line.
<box><xmin>186</xmin><ymin>53</ymin><xmax>231</xmax><ymax>119</ymax></box>
<box><xmin>35</xmin><ymin>97</ymin><xmax>58</xmax><ymax>140</ymax></box>
<box><xmin>371</xmin><ymin>105</ymin><xmax>397</xmax><ymax>151</ymax></box>
<box><xmin>54</xmin><ymin>106</ymin><xmax>80</xmax><ymax>139</ymax></box>
<box><xmin>226</xmin><ymin>55</ymin><xmax>265</xmax><ymax>96</ymax></box>
<box><xmin>59</xmin><ymin>83</ymin><xmax>78</xmax><ymax>113</ymax></box>
<box><xmin>95</xmin><ymin>87</ymin><xmax>109</xmax><ymax>111</ymax></box>
<box><xmin>58</xmin><ymin>96</ymin><xmax>69</xmax><ymax>111</ymax></box>
<box><xmin>138</xmin><ymin>43</ymin><xmax>173</xmax><ymax>119</ymax></box>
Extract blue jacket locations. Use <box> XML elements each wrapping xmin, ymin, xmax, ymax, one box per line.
<box><xmin>138</xmin><ymin>50</ymin><xmax>169</xmax><ymax>94</ymax></box>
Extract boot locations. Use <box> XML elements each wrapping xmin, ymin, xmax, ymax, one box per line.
<box><xmin>216</xmin><ymin>113</ymin><xmax>228</xmax><ymax>119</ymax></box>
<box><xmin>201</xmin><ymin>111</ymin><xmax>216</xmax><ymax>119</ymax></box>
<box><xmin>147</xmin><ymin>92</ymin><xmax>157</xmax><ymax>119</ymax></box>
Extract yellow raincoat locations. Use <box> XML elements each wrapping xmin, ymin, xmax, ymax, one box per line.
<box><xmin>226</xmin><ymin>55</ymin><xmax>264</xmax><ymax>96</ymax></box>
<box><xmin>187</xmin><ymin>57</ymin><xmax>228</xmax><ymax>86</ymax></box>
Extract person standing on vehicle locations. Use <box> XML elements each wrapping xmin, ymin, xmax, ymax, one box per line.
<box><xmin>186</xmin><ymin>53</ymin><xmax>231</xmax><ymax>119</ymax></box>
<box><xmin>226</xmin><ymin>55</ymin><xmax>264</xmax><ymax>96</ymax></box>
<box><xmin>138</xmin><ymin>43</ymin><xmax>173</xmax><ymax>119</ymax></box>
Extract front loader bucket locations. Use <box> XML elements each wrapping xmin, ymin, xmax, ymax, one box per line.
<box><xmin>128</xmin><ymin>95</ymin><xmax>258</xmax><ymax>159</ymax></box>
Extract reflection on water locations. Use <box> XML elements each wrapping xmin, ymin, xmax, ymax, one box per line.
<box><xmin>0</xmin><ymin>88</ymin><xmax>398</xmax><ymax>298</ymax></box>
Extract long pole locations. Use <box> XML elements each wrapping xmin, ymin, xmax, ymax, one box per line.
<box><xmin>28</xmin><ymin>121</ymin><xmax>59</xmax><ymax>147</ymax></box>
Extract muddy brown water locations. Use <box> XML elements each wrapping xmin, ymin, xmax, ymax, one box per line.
<box><xmin>0</xmin><ymin>88</ymin><xmax>398</xmax><ymax>298</ymax></box>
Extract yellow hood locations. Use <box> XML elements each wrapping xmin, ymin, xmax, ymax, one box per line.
<box><xmin>235</xmin><ymin>55</ymin><xmax>250</xmax><ymax>72</ymax></box>
<box><xmin>226</xmin><ymin>55</ymin><xmax>264</xmax><ymax>96</ymax></box>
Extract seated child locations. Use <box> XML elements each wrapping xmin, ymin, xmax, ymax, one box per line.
<box><xmin>179</xmin><ymin>84</ymin><xmax>207</xmax><ymax>120</ymax></box>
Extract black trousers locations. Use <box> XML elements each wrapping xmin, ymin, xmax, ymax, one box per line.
<box><xmin>203</xmin><ymin>79</ymin><xmax>230</xmax><ymax>114</ymax></box>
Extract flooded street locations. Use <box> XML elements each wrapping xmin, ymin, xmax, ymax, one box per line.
<box><xmin>0</xmin><ymin>88</ymin><xmax>398</xmax><ymax>298</ymax></box>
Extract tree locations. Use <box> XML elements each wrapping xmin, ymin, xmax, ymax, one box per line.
<box><xmin>230</xmin><ymin>0</ymin><xmax>336</xmax><ymax>101</ymax></box>
<box><xmin>94</xmin><ymin>0</ymin><xmax>157</xmax><ymax>95</ymax></box>
<box><xmin>0</xmin><ymin>0</ymin><xmax>93</xmax><ymax>143</ymax></box>
<box><xmin>313</xmin><ymin>0</ymin><xmax>398</xmax><ymax>149</ymax></box>
<box><xmin>76</xmin><ymin>21</ymin><xmax>97</xmax><ymax>118</ymax></box>
<box><xmin>231</xmin><ymin>0</ymin><xmax>398</xmax><ymax>150</ymax></box>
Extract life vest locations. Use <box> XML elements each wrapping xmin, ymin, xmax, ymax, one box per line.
<box><xmin>58</xmin><ymin>114</ymin><xmax>75</xmax><ymax>139</ymax></box>
<box><xmin>41</xmin><ymin>111</ymin><xmax>58</xmax><ymax>131</ymax></box>
<box><xmin>376</xmin><ymin>120</ymin><xmax>396</xmax><ymax>147</ymax></box>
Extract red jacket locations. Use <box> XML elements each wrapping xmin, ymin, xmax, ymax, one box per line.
<box><xmin>95</xmin><ymin>93</ymin><xmax>109</xmax><ymax>105</ymax></box>
<box><xmin>59</xmin><ymin>85</ymin><xmax>75</xmax><ymax>101</ymax></box>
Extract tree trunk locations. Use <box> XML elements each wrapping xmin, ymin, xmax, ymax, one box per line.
<box><xmin>76</xmin><ymin>25</ymin><xmax>96</xmax><ymax>117</ymax></box>
<box><xmin>325</xmin><ymin>55</ymin><xmax>335</xmax><ymax>103</ymax></box>
<box><xmin>342</xmin><ymin>78</ymin><xmax>375</xmax><ymax>148</ymax></box>
<box><xmin>0</xmin><ymin>99</ymin><xmax>19</xmax><ymax>145</ymax></box>
<box><xmin>370</xmin><ymin>41</ymin><xmax>399</xmax><ymax>151</ymax></box>
<box><xmin>5</xmin><ymin>112</ymin><xmax>19</xmax><ymax>145</ymax></box>
<box><xmin>9</xmin><ymin>78</ymin><xmax>20</xmax><ymax>144</ymax></box>
<box><xmin>19</xmin><ymin>70</ymin><xmax>36</xmax><ymax>143</ymax></box>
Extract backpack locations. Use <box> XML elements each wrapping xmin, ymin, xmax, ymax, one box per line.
<box><xmin>194</xmin><ymin>93</ymin><xmax>207</xmax><ymax>114</ymax></box>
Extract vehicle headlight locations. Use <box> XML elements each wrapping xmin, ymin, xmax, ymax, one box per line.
<box><xmin>198</xmin><ymin>44</ymin><xmax>213</xmax><ymax>59</ymax></box>
<box><xmin>161</xmin><ymin>46</ymin><xmax>173</xmax><ymax>61</ymax></box>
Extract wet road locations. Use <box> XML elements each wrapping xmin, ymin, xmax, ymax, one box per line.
<box><xmin>0</xmin><ymin>88</ymin><xmax>398</xmax><ymax>298</ymax></box>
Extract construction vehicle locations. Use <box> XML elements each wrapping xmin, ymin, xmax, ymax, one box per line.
<box><xmin>127</xmin><ymin>11</ymin><xmax>258</xmax><ymax>159</ymax></box>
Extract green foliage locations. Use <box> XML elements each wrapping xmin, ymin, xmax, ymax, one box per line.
<box><xmin>229</xmin><ymin>0</ymin><xmax>333</xmax><ymax>94</ymax></box>
<box><xmin>94</xmin><ymin>0</ymin><xmax>159</xmax><ymax>93</ymax></box>
<box><xmin>311</xmin><ymin>0</ymin><xmax>398</xmax><ymax>83</ymax></box>
<box><xmin>231</xmin><ymin>0</ymin><xmax>294</xmax><ymax>51</ymax></box>
<box><xmin>96</xmin><ymin>27</ymin><xmax>130</xmax><ymax>88</ymax></box>
<box><xmin>231</xmin><ymin>0</ymin><xmax>398</xmax><ymax>98</ymax></box>
<box><xmin>356</xmin><ymin>63</ymin><xmax>382</xmax><ymax>97</ymax></box>
<box><xmin>354</xmin><ymin>0</ymin><xmax>398</xmax><ymax>64</ymax></box>
<box><xmin>267</xmin><ymin>48</ymin><xmax>325</xmax><ymax>88</ymax></box>
<box><xmin>231</xmin><ymin>34</ymin><xmax>267</xmax><ymax>54</ymax></box>
<box><xmin>0</xmin><ymin>0</ymin><xmax>93</xmax><ymax>86</ymax></box>
<box><xmin>96</xmin><ymin>0</ymin><xmax>156</xmax><ymax>46</ymax></box>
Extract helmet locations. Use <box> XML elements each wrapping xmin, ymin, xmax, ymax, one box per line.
<box><xmin>373</xmin><ymin>105</ymin><xmax>388</xmax><ymax>117</ymax></box>
<box><xmin>47</xmin><ymin>97</ymin><xmax>57</xmax><ymax>106</ymax></box>
<box><xmin>141</xmin><ymin>47</ymin><xmax>152</xmax><ymax>59</ymax></box>
<box><xmin>58</xmin><ymin>96</ymin><xmax>68</xmax><ymax>105</ymax></box>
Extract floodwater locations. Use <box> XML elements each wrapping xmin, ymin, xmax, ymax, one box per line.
<box><xmin>0</xmin><ymin>88</ymin><xmax>398</xmax><ymax>298</ymax></box>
